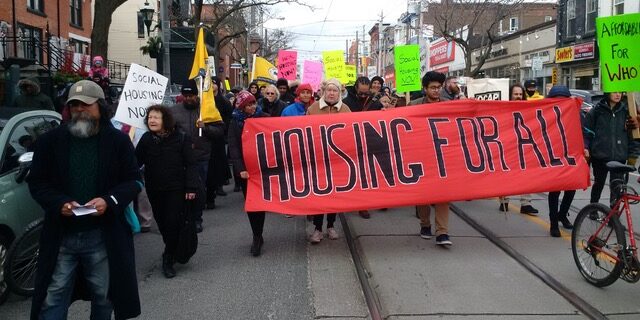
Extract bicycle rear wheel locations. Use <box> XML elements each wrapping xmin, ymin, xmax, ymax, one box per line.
<box><xmin>6</xmin><ymin>219</ymin><xmax>43</xmax><ymax>296</ymax></box>
<box><xmin>572</xmin><ymin>203</ymin><xmax>626</xmax><ymax>287</ymax></box>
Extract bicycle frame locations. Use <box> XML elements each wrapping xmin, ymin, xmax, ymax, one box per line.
<box><xmin>588</xmin><ymin>191</ymin><xmax>639</xmax><ymax>263</ymax></box>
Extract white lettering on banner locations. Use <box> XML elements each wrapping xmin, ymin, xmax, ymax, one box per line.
<box><xmin>114</xmin><ymin>63</ymin><xmax>169</xmax><ymax>129</ymax></box>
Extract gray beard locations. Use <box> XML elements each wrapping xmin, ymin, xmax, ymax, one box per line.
<box><xmin>69</xmin><ymin>113</ymin><xmax>99</xmax><ymax>138</ymax></box>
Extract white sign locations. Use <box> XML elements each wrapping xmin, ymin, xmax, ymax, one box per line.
<box><xmin>532</xmin><ymin>57</ymin><xmax>543</xmax><ymax>71</ymax></box>
<box><xmin>114</xmin><ymin>63</ymin><xmax>168</xmax><ymax>129</ymax></box>
<box><xmin>367</xmin><ymin>66</ymin><xmax>377</xmax><ymax>77</ymax></box>
<box><xmin>466</xmin><ymin>78</ymin><xmax>510</xmax><ymax>101</ymax></box>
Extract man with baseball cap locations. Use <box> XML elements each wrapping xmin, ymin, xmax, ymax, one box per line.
<box><xmin>27</xmin><ymin>79</ymin><xmax>142</xmax><ymax>319</ymax></box>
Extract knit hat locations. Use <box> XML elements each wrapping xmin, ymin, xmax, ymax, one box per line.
<box><xmin>235</xmin><ymin>90</ymin><xmax>256</xmax><ymax>109</ymax></box>
<box><xmin>324</xmin><ymin>78</ymin><xmax>341</xmax><ymax>91</ymax></box>
<box><xmin>181</xmin><ymin>80</ymin><xmax>198</xmax><ymax>95</ymax></box>
<box><xmin>371</xmin><ymin>76</ymin><xmax>384</xmax><ymax>85</ymax></box>
<box><xmin>547</xmin><ymin>85</ymin><xmax>571</xmax><ymax>98</ymax></box>
<box><xmin>295</xmin><ymin>83</ymin><xmax>313</xmax><ymax>96</ymax></box>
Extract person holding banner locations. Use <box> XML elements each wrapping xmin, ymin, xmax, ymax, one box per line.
<box><xmin>410</xmin><ymin>71</ymin><xmax>453</xmax><ymax>246</ymax></box>
<box><xmin>136</xmin><ymin>105</ymin><xmax>199</xmax><ymax>277</ymax></box>
<box><xmin>498</xmin><ymin>84</ymin><xmax>540</xmax><ymax>216</ymax></box>
<box><xmin>306</xmin><ymin>78</ymin><xmax>352</xmax><ymax>243</ymax></box>
<box><xmin>228</xmin><ymin>91</ymin><xmax>269</xmax><ymax>256</ymax></box>
<box><xmin>258</xmin><ymin>84</ymin><xmax>287</xmax><ymax>117</ymax></box>
<box><xmin>370</xmin><ymin>76</ymin><xmax>384</xmax><ymax>95</ymax></box>
<box><xmin>584</xmin><ymin>91</ymin><xmax>639</xmax><ymax>208</ymax></box>
<box><xmin>281</xmin><ymin>83</ymin><xmax>314</xmax><ymax>117</ymax></box>
<box><xmin>523</xmin><ymin>80</ymin><xmax>544</xmax><ymax>101</ymax></box>
<box><xmin>545</xmin><ymin>86</ymin><xmax>578</xmax><ymax>237</ymax></box>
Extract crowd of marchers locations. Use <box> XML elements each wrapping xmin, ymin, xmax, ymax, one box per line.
<box><xmin>11</xmin><ymin>61</ymin><xmax>639</xmax><ymax>319</ymax></box>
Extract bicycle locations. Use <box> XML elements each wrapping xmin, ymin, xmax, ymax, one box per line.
<box><xmin>571</xmin><ymin>161</ymin><xmax>640</xmax><ymax>287</ymax></box>
<box><xmin>5</xmin><ymin>218</ymin><xmax>43</xmax><ymax>296</ymax></box>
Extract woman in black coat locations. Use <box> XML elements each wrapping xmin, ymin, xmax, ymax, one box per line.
<box><xmin>228</xmin><ymin>90</ymin><xmax>269</xmax><ymax>256</ymax></box>
<box><xmin>135</xmin><ymin>105</ymin><xmax>199</xmax><ymax>278</ymax></box>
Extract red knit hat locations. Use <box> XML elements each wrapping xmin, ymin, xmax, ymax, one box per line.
<box><xmin>235</xmin><ymin>90</ymin><xmax>256</xmax><ymax>109</ymax></box>
<box><xmin>295</xmin><ymin>83</ymin><xmax>313</xmax><ymax>96</ymax></box>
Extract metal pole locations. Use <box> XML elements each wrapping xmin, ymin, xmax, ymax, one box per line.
<box><xmin>355</xmin><ymin>31</ymin><xmax>359</xmax><ymax>74</ymax></box>
<box><xmin>160</xmin><ymin>0</ymin><xmax>171</xmax><ymax>81</ymax></box>
<box><xmin>11</xmin><ymin>0</ymin><xmax>17</xmax><ymax>55</ymax></box>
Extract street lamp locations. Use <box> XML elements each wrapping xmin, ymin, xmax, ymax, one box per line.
<box><xmin>140</xmin><ymin>1</ymin><xmax>155</xmax><ymax>36</ymax></box>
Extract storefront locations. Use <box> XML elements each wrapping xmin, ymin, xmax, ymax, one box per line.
<box><xmin>555</xmin><ymin>41</ymin><xmax>599</xmax><ymax>91</ymax></box>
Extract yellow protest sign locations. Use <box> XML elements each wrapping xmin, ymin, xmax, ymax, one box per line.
<box><xmin>323</xmin><ymin>50</ymin><xmax>345</xmax><ymax>81</ymax></box>
<box><xmin>345</xmin><ymin>65</ymin><xmax>357</xmax><ymax>86</ymax></box>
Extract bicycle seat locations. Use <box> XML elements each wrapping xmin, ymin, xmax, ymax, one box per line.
<box><xmin>606</xmin><ymin>161</ymin><xmax>636</xmax><ymax>173</ymax></box>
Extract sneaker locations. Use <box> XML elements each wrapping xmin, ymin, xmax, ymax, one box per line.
<box><xmin>420</xmin><ymin>226</ymin><xmax>432</xmax><ymax>239</ymax></box>
<box><xmin>359</xmin><ymin>210</ymin><xmax>371</xmax><ymax>219</ymax></box>
<box><xmin>499</xmin><ymin>203</ymin><xmax>509</xmax><ymax>212</ymax></box>
<box><xmin>435</xmin><ymin>234</ymin><xmax>453</xmax><ymax>246</ymax></box>
<box><xmin>327</xmin><ymin>228</ymin><xmax>339</xmax><ymax>240</ymax></box>
<box><xmin>309</xmin><ymin>230</ymin><xmax>323</xmax><ymax>244</ymax></box>
<box><xmin>520</xmin><ymin>205</ymin><xmax>539</xmax><ymax>216</ymax></box>
<box><xmin>285</xmin><ymin>214</ymin><xmax>294</xmax><ymax>218</ymax></box>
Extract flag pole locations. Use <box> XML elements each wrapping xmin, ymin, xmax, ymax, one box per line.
<box><xmin>198</xmin><ymin>71</ymin><xmax>204</xmax><ymax>137</ymax></box>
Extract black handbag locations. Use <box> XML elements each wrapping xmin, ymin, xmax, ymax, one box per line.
<box><xmin>175</xmin><ymin>199</ymin><xmax>198</xmax><ymax>264</ymax></box>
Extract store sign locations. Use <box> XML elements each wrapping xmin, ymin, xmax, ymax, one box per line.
<box><xmin>430</xmin><ymin>40</ymin><xmax>455</xmax><ymax>66</ymax></box>
<box><xmin>552</xmin><ymin>67</ymin><xmax>558</xmax><ymax>85</ymax></box>
<box><xmin>555</xmin><ymin>42</ymin><xmax>595</xmax><ymax>63</ymax></box>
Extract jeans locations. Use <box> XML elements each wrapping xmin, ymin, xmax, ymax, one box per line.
<box><xmin>40</xmin><ymin>229</ymin><xmax>112</xmax><ymax>320</ymax></box>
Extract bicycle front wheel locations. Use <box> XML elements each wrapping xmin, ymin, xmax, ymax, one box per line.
<box><xmin>6</xmin><ymin>219</ymin><xmax>43</xmax><ymax>296</ymax></box>
<box><xmin>571</xmin><ymin>203</ymin><xmax>626</xmax><ymax>287</ymax></box>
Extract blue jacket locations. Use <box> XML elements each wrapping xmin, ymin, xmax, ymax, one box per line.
<box><xmin>281</xmin><ymin>102</ymin><xmax>306</xmax><ymax>117</ymax></box>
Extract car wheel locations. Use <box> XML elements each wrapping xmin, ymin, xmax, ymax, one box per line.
<box><xmin>0</xmin><ymin>233</ymin><xmax>10</xmax><ymax>305</ymax></box>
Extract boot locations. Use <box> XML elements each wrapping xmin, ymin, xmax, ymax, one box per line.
<box><xmin>559</xmin><ymin>214</ymin><xmax>573</xmax><ymax>229</ymax></box>
<box><xmin>250</xmin><ymin>235</ymin><xmax>264</xmax><ymax>257</ymax></box>
<box><xmin>215</xmin><ymin>186</ymin><xmax>227</xmax><ymax>196</ymax></box>
<box><xmin>162</xmin><ymin>253</ymin><xmax>176</xmax><ymax>278</ymax></box>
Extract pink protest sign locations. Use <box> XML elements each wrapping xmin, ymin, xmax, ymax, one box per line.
<box><xmin>302</xmin><ymin>60</ymin><xmax>323</xmax><ymax>92</ymax></box>
<box><xmin>277</xmin><ymin>50</ymin><xmax>298</xmax><ymax>80</ymax></box>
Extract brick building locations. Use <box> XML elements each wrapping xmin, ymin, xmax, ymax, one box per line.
<box><xmin>1</xmin><ymin>0</ymin><xmax>93</xmax><ymax>66</ymax></box>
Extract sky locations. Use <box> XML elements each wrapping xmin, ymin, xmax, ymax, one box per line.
<box><xmin>265</xmin><ymin>0</ymin><xmax>409</xmax><ymax>60</ymax></box>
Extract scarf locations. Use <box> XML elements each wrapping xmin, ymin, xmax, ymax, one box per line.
<box><xmin>232</xmin><ymin>106</ymin><xmax>264</xmax><ymax>129</ymax></box>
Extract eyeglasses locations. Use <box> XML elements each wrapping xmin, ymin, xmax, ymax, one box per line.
<box><xmin>427</xmin><ymin>85</ymin><xmax>442</xmax><ymax>91</ymax></box>
<box><xmin>265</xmin><ymin>92</ymin><xmax>276</xmax><ymax>96</ymax></box>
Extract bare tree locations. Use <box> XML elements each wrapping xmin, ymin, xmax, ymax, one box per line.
<box><xmin>259</xmin><ymin>29</ymin><xmax>296</xmax><ymax>61</ymax></box>
<box><xmin>190</xmin><ymin>0</ymin><xmax>311</xmax><ymax>68</ymax></box>
<box><xmin>91</xmin><ymin>0</ymin><xmax>128</xmax><ymax>59</ymax></box>
<box><xmin>426</xmin><ymin>0</ymin><xmax>529</xmax><ymax>77</ymax></box>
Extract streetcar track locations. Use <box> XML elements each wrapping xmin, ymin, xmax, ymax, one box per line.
<box><xmin>338</xmin><ymin>213</ymin><xmax>383</xmax><ymax>320</ymax></box>
<box><xmin>450</xmin><ymin>204</ymin><xmax>608</xmax><ymax>320</ymax></box>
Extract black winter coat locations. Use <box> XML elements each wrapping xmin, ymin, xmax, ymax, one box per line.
<box><xmin>171</xmin><ymin>104</ymin><xmax>225</xmax><ymax>162</ymax></box>
<box><xmin>258</xmin><ymin>98</ymin><xmax>287</xmax><ymax>117</ymax></box>
<box><xmin>583</xmin><ymin>99</ymin><xmax>639</xmax><ymax>161</ymax></box>
<box><xmin>342</xmin><ymin>90</ymin><xmax>382</xmax><ymax>112</ymax></box>
<box><xmin>135</xmin><ymin>130</ymin><xmax>199</xmax><ymax>193</ymax></box>
<box><xmin>27</xmin><ymin>124</ymin><xmax>142</xmax><ymax>320</ymax></box>
<box><xmin>228</xmin><ymin>113</ymin><xmax>269</xmax><ymax>176</ymax></box>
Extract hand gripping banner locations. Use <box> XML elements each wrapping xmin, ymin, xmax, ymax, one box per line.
<box><xmin>242</xmin><ymin>98</ymin><xmax>590</xmax><ymax>214</ymax></box>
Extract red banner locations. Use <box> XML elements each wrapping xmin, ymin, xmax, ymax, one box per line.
<box><xmin>242</xmin><ymin>98</ymin><xmax>590</xmax><ymax>214</ymax></box>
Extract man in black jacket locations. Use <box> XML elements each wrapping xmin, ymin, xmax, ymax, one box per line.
<box><xmin>171</xmin><ymin>81</ymin><xmax>224</xmax><ymax>232</ymax></box>
<box><xmin>28</xmin><ymin>80</ymin><xmax>142</xmax><ymax>320</ymax></box>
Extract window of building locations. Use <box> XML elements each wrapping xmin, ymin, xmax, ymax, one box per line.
<box><xmin>509</xmin><ymin>17</ymin><xmax>518</xmax><ymax>32</ymax></box>
<box><xmin>137</xmin><ymin>12</ymin><xmax>145</xmax><ymax>38</ymax></box>
<box><xmin>545</xmin><ymin>16</ymin><xmax>553</xmax><ymax>22</ymax></box>
<box><xmin>70</xmin><ymin>0</ymin><xmax>82</xmax><ymax>27</ymax></box>
<box><xmin>567</xmin><ymin>0</ymin><xmax>576</xmax><ymax>37</ymax></box>
<box><xmin>27</xmin><ymin>0</ymin><xmax>44</xmax><ymax>13</ymax></box>
<box><xmin>614</xmin><ymin>0</ymin><xmax>624</xmax><ymax>15</ymax></box>
<box><xmin>17</xmin><ymin>24</ymin><xmax>43</xmax><ymax>63</ymax></box>
<box><xmin>586</xmin><ymin>0</ymin><xmax>597</xmax><ymax>32</ymax></box>
<box><xmin>69</xmin><ymin>38</ymin><xmax>89</xmax><ymax>54</ymax></box>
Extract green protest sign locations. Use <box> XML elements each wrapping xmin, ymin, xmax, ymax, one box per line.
<box><xmin>394</xmin><ymin>45</ymin><xmax>422</xmax><ymax>93</ymax></box>
<box><xmin>596</xmin><ymin>13</ymin><xmax>640</xmax><ymax>92</ymax></box>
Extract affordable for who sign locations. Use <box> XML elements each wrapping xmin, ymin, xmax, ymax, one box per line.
<box><xmin>596</xmin><ymin>13</ymin><xmax>640</xmax><ymax>92</ymax></box>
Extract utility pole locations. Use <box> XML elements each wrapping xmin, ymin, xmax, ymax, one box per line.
<box><xmin>378</xmin><ymin>11</ymin><xmax>384</xmax><ymax>77</ymax></box>
<box><xmin>355</xmin><ymin>31</ymin><xmax>359</xmax><ymax>74</ymax></box>
<box><xmin>160</xmin><ymin>0</ymin><xmax>171</xmax><ymax>81</ymax></box>
<box><xmin>362</xmin><ymin>25</ymin><xmax>366</xmax><ymax>75</ymax></box>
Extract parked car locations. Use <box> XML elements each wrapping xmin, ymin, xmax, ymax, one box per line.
<box><xmin>0</xmin><ymin>108</ymin><xmax>61</xmax><ymax>304</ymax></box>
<box><xmin>570</xmin><ymin>89</ymin><xmax>605</xmax><ymax>116</ymax></box>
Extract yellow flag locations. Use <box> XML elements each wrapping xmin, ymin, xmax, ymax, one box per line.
<box><xmin>251</xmin><ymin>56</ymin><xmax>278</xmax><ymax>85</ymax></box>
<box><xmin>190</xmin><ymin>28</ymin><xmax>222</xmax><ymax>123</ymax></box>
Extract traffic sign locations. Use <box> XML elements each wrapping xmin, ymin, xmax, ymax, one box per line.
<box><xmin>230</xmin><ymin>63</ymin><xmax>242</xmax><ymax>69</ymax></box>
<box><xmin>532</xmin><ymin>57</ymin><xmax>543</xmax><ymax>71</ymax></box>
